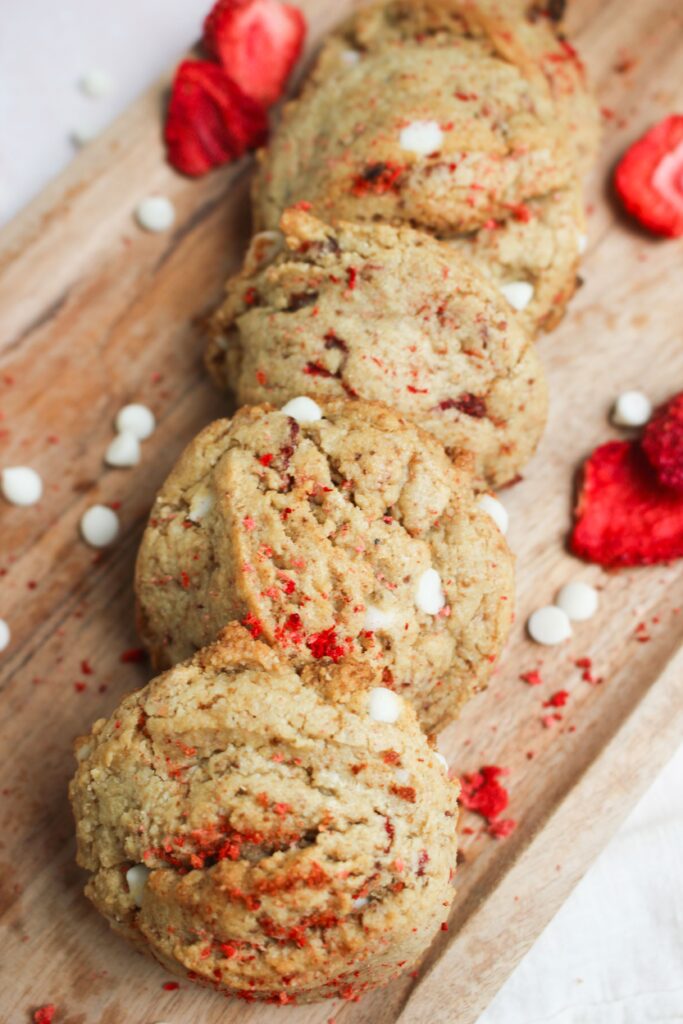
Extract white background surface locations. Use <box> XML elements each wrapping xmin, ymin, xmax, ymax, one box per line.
<box><xmin>1</xmin><ymin>2</ymin><xmax>682</xmax><ymax>1021</ymax></box>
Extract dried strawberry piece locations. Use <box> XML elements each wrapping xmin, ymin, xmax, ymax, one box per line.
<box><xmin>571</xmin><ymin>440</ymin><xmax>683</xmax><ymax>567</ymax></box>
<box><xmin>615</xmin><ymin>115</ymin><xmax>683</xmax><ymax>238</ymax></box>
<box><xmin>459</xmin><ymin>765</ymin><xmax>509</xmax><ymax>822</ymax></box>
<box><xmin>203</xmin><ymin>0</ymin><xmax>306</xmax><ymax>107</ymax></box>
<box><xmin>642</xmin><ymin>393</ymin><xmax>683</xmax><ymax>492</ymax></box>
<box><xmin>165</xmin><ymin>60</ymin><xmax>268</xmax><ymax>176</ymax></box>
<box><xmin>33</xmin><ymin>1008</ymin><xmax>56</xmax><ymax>1024</ymax></box>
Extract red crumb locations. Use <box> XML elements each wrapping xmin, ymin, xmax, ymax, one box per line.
<box><xmin>459</xmin><ymin>765</ymin><xmax>510</xmax><ymax>822</ymax></box>
<box><xmin>33</xmin><ymin>1008</ymin><xmax>56</xmax><ymax>1024</ymax></box>
<box><xmin>544</xmin><ymin>690</ymin><xmax>569</xmax><ymax>708</ymax></box>
<box><xmin>242</xmin><ymin>612</ymin><xmax>264</xmax><ymax>639</ymax></box>
<box><xmin>162</xmin><ymin>981</ymin><xmax>180</xmax><ymax>990</ymax></box>
<box><xmin>80</xmin><ymin>659</ymin><xmax>93</xmax><ymax>675</ymax></box>
<box><xmin>488</xmin><ymin>818</ymin><xmax>517</xmax><ymax>839</ymax></box>
<box><xmin>120</xmin><ymin>647</ymin><xmax>146</xmax><ymax>663</ymax></box>
<box><xmin>520</xmin><ymin>669</ymin><xmax>543</xmax><ymax>686</ymax></box>
<box><xmin>306</xmin><ymin>626</ymin><xmax>350</xmax><ymax>662</ymax></box>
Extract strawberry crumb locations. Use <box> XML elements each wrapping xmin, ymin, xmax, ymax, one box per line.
<box><xmin>488</xmin><ymin>818</ymin><xmax>517</xmax><ymax>839</ymax></box>
<box><xmin>162</xmin><ymin>981</ymin><xmax>180</xmax><ymax>991</ymax></box>
<box><xmin>33</xmin><ymin>1007</ymin><xmax>56</xmax><ymax>1024</ymax></box>
<box><xmin>544</xmin><ymin>690</ymin><xmax>569</xmax><ymax>708</ymax></box>
<box><xmin>459</xmin><ymin>765</ymin><xmax>510</xmax><ymax>822</ymax></box>
<box><xmin>120</xmin><ymin>647</ymin><xmax>146</xmax><ymax>663</ymax></box>
<box><xmin>520</xmin><ymin>669</ymin><xmax>543</xmax><ymax>686</ymax></box>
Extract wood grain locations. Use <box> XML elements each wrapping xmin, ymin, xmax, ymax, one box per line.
<box><xmin>1</xmin><ymin>0</ymin><xmax>682</xmax><ymax>1021</ymax></box>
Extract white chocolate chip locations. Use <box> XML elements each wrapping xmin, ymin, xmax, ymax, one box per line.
<box><xmin>135</xmin><ymin>196</ymin><xmax>176</xmax><ymax>233</ymax></box>
<box><xmin>435</xmin><ymin>752</ymin><xmax>449</xmax><ymax>771</ymax></box>
<box><xmin>126</xmin><ymin>864</ymin><xmax>151</xmax><ymax>906</ymax></box>
<box><xmin>0</xmin><ymin>619</ymin><xmax>10</xmax><ymax>652</ymax></box>
<box><xmin>342</xmin><ymin>49</ymin><xmax>361</xmax><ymax>65</ymax></box>
<box><xmin>115</xmin><ymin>403</ymin><xmax>156</xmax><ymax>440</ymax></box>
<box><xmin>394</xmin><ymin>768</ymin><xmax>411</xmax><ymax>785</ymax></box>
<box><xmin>399</xmin><ymin>120</ymin><xmax>444</xmax><ymax>156</ymax></box>
<box><xmin>500</xmin><ymin>281</ymin><xmax>535</xmax><ymax>312</ymax></box>
<box><xmin>368</xmin><ymin>686</ymin><xmax>401</xmax><ymax>724</ymax></box>
<box><xmin>105</xmin><ymin>431</ymin><xmax>140</xmax><ymax>468</ymax></box>
<box><xmin>187</xmin><ymin>490</ymin><xmax>213</xmax><ymax>523</ymax></box>
<box><xmin>527</xmin><ymin>605</ymin><xmax>572</xmax><ymax>646</ymax></box>
<box><xmin>79</xmin><ymin>68</ymin><xmax>114</xmax><ymax>99</ymax></box>
<box><xmin>81</xmin><ymin>505</ymin><xmax>120</xmax><ymax>548</ymax></box>
<box><xmin>555</xmin><ymin>581</ymin><xmax>599</xmax><ymax>622</ymax></box>
<box><xmin>351</xmin><ymin>896</ymin><xmax>368</xmax><ymax>910</ymax></box>
<box><xmin>577</xmin><ymin>231</ymin><xmax>588</xmax><ymax>254</ymax></box>
<box><xmin>612</xmin><ymin>390</ymin><xmax>652</xmax><ymax>428</ymax></box>
<box><xmin>415</xmin><ymin>568</ymin><xmax>445</xmax><ymax>615</ymax></box>
<box><xmin>1</xmin><ymin>466</ymin><xmax>43</xmax><ymax>506</ymax></box>
<box><xmin>477</xmin><ymin>494</ymin><xmax>509</xmax><ymax>535</ymax></box>
<box><xmin>280</xmin><ymin>396</ymin><xmax>323</xmax><ymax>424</ymax></box>
<box><xmin>363</xmin><ymin>604</ymin><xmax>395</xmax><ymax>631</ymax></box>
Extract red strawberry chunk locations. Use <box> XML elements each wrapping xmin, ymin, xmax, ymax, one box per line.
<box><xmin>203</xmin><ymin>0</ymin><xmax>306</xmax><ymax>107</ymax></box>
<box><xmin>571</xmin><ymin>440</ymin><xmax>683</xmax><ymax>567</ymax></box>
<box><xmin>642</xmin><ymin>392</ymin><xmax>683</xmax><ymax>492</ymax></box>
<box><xmin>165</xmin><ymin>59</ymin><xmax>268</xmax><ymax>176</ymax></box>
<box><xmin>615</xmin><ymin>115</ymin><xmax>683</xmax><ymax>238</ymax></box>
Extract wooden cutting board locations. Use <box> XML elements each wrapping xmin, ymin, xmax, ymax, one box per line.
<box><xmin>1</xmin><ymin>1</ymin><xmax>682</xmax><ymax>1021</ymax></box>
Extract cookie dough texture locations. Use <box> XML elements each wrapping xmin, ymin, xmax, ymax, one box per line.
<box><xmin>450</xmin><ymin>185</ymin><xmax>585</xmax><ymax>332</ymax></box>
<box><xmin>208</xmin><ymin>210</ymin><xmax>548</xmax><ymax>488</ymax></box>
<box><xmin>252</xmin><ymin>0</ymin><xmax>598</xmax><ymax>330</ymax></box>
<box><xmin>70</xmin><ymin>625</ymin><xmax>459</xmax><ymax>1004</ymax></box>
<box><xmin>135</xmin><ymin>400</ymin><xmax>514</xmax><ymax>733</ymax></box>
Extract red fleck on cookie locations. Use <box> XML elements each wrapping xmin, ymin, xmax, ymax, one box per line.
<box><xmin>203</xmin><ymin>0</ymin><xmax>306</xmax><ymax>106</ymax></box>
<box><xmin>615</xmin><ymin>115</ymin><xmax>683</xmax><ymax>238</ymax></box>
<box><xmin>571</xmin><ymin>440</ymin><xmax>683</xmax><ymax>567</ymax></box>
<box><xmin>165</xmin><ymin>60</ymin><xmax>267</xmax><ymax>176</ymax></box>
<box><xmin>642</xmin><ymin>392</ymin><xmax>683</xmax><ymax>492</ymax></box>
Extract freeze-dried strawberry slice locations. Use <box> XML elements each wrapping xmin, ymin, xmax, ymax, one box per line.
<box><xmin>165</xmin><ymin>60</ymin><xmax>268</xmax><ymax>176</ymax></box>
<box><xmin>642</xmin><ymin>392</ymin><xmax>683</xmax><ymax>492</ymax></box>
<box><xmin>571</xmin><ymin>440</ymin><xmax>683</xmax><ymax>567</ymax></box>
<box><xmin>203</xmin><ymin>0</ymin><xmax>306</xmax><ymax>107</ymax></box>
<box><xmin>615</xmin><ymin>115</ymin><xmax>683</xmax><ymax>238</ymax></box>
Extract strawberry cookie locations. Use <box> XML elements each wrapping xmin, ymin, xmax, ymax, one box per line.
<box><xmin>252</xmin><ymin>0</ymin><xmax>597</xmax><ymax>328</ymax></box>
<box><xmin>208</xmin><ymin>209</ymin><xmax>548</xmax><ymax>488</ymax></box>
<box><xmin>70</xmin><ymin>624</ymin><xmax>459</xmax><ymax>1003</ymax></box>
<box><xmin>135</xmin><ymin>400</ymin><xmax>514</xmax><ymax>732</ymax></box>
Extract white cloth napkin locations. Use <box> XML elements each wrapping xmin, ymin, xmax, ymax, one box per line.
<box><xmin>2</xmin><ymin>3</ymin><xmax>683</xmax><ymax>1020</ymax></box>
<box><xmin>478</xmin><ymin>743</ymin><xmax>683</xmax><ymax>1024</ymax></box>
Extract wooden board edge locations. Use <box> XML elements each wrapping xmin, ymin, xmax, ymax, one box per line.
<box><xmin>395</xmin><ymin>642</ymin><xmax>683</xmax><ymax>1024</ymax></box>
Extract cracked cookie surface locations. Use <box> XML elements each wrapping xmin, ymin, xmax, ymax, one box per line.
<box><xmin>208</xmin><ymin>210</ymin><xmax>548</xmax><ymax>488</ymax></box>
<box><xmin>135</xmin><ymin>399</ymin><xmax>514</xmax><ymax>732</ymax></box>
<box><xmin>70</xmin><ymin>624</ymin><xmax>459</xmax><ymax>1004</ymax></box>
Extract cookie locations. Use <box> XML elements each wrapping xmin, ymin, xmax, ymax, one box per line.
<box><xmin>135</xmin><ymin>399</ymin><xmax>514</xmax><ymax>732</ymax></box>
<box><xmin>70</xmin><ymin>624</ymin><xmax>459</xmax><ymax>1004</ymax></box>
<box><xmin>253</xmin><ymin>0</ymin><xmax>597</xmax><ymax>235</ymax></box>
<box><xmin>449</xmin><ymin>185</ymin><xmax>585</xmax><ymax>332</ymax></box>
<box><xmin>208</xmin><ymin>209</ymin><xmax>548</xmax><ymax>488</ymax></box>
<box><xmin>252</xmin><ymin>0</ymin><xmax>598</xmax><ymax>331</ymax></box>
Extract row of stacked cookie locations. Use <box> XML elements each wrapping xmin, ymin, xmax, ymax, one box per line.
<box><xmin>70</xmin><ymin>0</ymin><xmax>598</xmax><ymax>1006</ymax></box>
